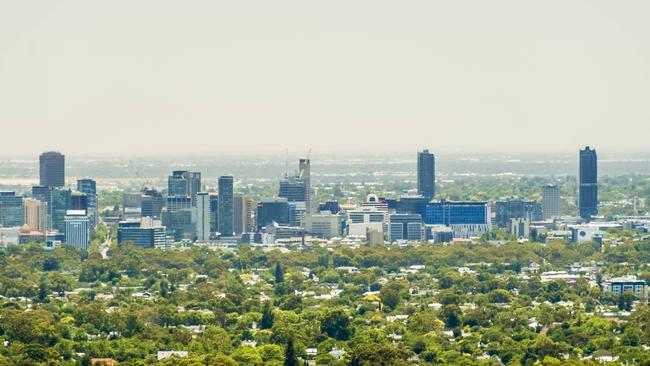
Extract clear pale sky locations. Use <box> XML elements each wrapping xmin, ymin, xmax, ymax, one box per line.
<box><xmin>1</xmin><ymin>1</ymin><xmax>649</xmax><ymax>156</ymax></box>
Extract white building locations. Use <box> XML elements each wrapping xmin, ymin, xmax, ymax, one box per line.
<box><xmin>194</xmin><ymin>192</ymin><xmax>210</xmax><ymax>242</ymax></box>
<box><xmin>303</xmin><ymin>212</ymin><xmax>344</xmax><ymax>238</ymax></box>
<box><xmin>64</xmin><ymin>210</ymin><xmax>90</xmax><ymax>250</ymax></box>
<box><xmin>542</xmin><ymin>184</ymin><xmax>560</xmax><ymax>220</ymax></box>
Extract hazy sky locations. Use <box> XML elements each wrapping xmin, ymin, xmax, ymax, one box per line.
<box><xmin>1</xmin><ymin>1</ymin><xmax>649</xmax><ymax>156</ymax></box>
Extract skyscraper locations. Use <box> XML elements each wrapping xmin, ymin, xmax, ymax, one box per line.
<box><xmin>417</xmin><ymin>149</ymin><xmax>435</xmax><ymax>199</ymax></box>
<box><xmin>0</xmin><ymin>192</ymin><xmax>24</xmax><ymax>227</ymax></box>
<box><xmin>299</xmin><ymin>158</ymin><xmax>311</xmax><ymax>213</ymax></box>
<box><xmin>234</xmin><ymin>194</ymin><xmax>250</xmax><ymax>235</ymax></box>
<box><xmin>141</xmin><ymin>188</ymin><xmax>163</xmax><ymax>219</ymax></box>
<box><xmin>39</xmin><ymin>151</ymin><xmax>65</xmax><ymax>187</ymax></box>
<box><xmin>77</xmin><ymin>179</ymin><xmax>98</xmax><ymax>226</ymax></box>
<box><xmin>217</xmin><ymin>176</ymin><xmax>234</xmax><ymax>236</ymax></box>
<box><xmin>579</xmin><ymin>146</ymin><xmax>598</xmax><ymax>220</ymax></box>
<box><xmin>24</xmin><ymin>198</ymin><xmax>48</xmax><ymax>232</ymax></box>
<box><xmin>195</xmin><ymin>192</ymin><xmax>210</xmax><ymax>242</ymax></box>
<box><xmin>542</xmin><ymin>184</ymin><xmax>561</xmax><ymax>220</ymax></box>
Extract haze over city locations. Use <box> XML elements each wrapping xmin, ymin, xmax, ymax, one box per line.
<box><xmin>1</xmin><ymin>1</ymin><xmax>650</xmax><ymax>155</ymax></box>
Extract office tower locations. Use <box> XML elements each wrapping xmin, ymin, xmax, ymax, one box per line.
<box><xmin>0</xmin><ymin>192</ymin><xmax>24</xmax><ymax>227</ymax></box>
<box><xmin>77</xmin><ymin>179</ymin><xmax>98</xmax><ymax>226</ymax></box>
<box><xmin>64</xmin><ymin>210</ymin><xmax>90</xmax><ymax>250</ymax></box>
<box><xmin>39</xmin><ymin>151</ymin><xmax>65</xmax><ymax>187</ymax></box>
<box><xmin>256</xmin><ymin>198</ymin><xmax>289</xmax><ymax>231</ymax></box>
<box><xmin>425</xmin><ymin>201</ymin><xmax>491</xmax><ymax>238</ymax></box>
<box><xmin>166</xmin><ymin>196</ymin><xmax>192</xmax><ymax>212</ymax></box>
<box><xmin>195</xmin><ymin>192</ymin><xmax>210</xmax><ymax>242</ymax></box>
<box><xmin>579</xmin><ymin>146</ymin><xmax>598</xmax><ymax>220</ymax></box>
<box><xmin>217</xmin><ymin>176</ymin><xmax>234</xmax><ymax>236</ymax></box>
<box><xmin>168</xmin><ymin>170</ymin><xmax>201</xmax><ymax>206</ymax></box>
<box><xmin>209</xmin><ymin>194</ymin><xmax>219</xmax><ymax>233</ymax></box>
<box><xmin>299</xmin><ymin>158</ymin><xmax>311</xmax><ymax>213</ymax></box>
<box><xmin>50</xmin><ymin>188</ymin><xmax>70</xmax><ymax>234</ymax></box>
<box><xmin>542</xmin><ymin>184</ymin><xmax>561</xmax><ymax>220</ymax></box>
<box><xmin>389</xmin><ymin>213</ymin><xmax>423</xmax><ymax>242</ymax></box>
<box><xmin>234</xmin><ymin>194</ymin><xmax>254</xmax><ymax>235</ymax></box>
<box><xmin>117</xmin><ymin>221</ymin><xmax>166</xmax><ymax>248</ymax></box>
<box><xmin>417</xmin><ymin>149</ymin><xmax>435</xmax><ymax>199</ymax></box>
<box><xmin>24</xmin><ymin>198</ymin><xmax>48</xmax><ymax>232</ymax></box>
<box><xmin>141</xmin><ymin>188</ymin><xmax>163</xmax><ymax>219</ymax></box>
<box><xmin>495</xmin><ymin>199</ymin><xmax>541</xmax><ymax>227</ymax></box>
<box><xmin>70</xmin><ymin>192</ymin><xmax>88</xmax><ymax>212</ymax></box>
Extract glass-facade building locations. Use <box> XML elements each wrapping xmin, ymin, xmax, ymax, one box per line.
<box><xmin>39</xmin><ymin>151</ymin><xmax>65</xmax><ymax>187</ymax></box>
<box><xmin>117</xmin><ymin>221</ymin><xmax>166</xmax><ymax>248</ymax></box>
<box><xmin>389</xmin><ymin>213</ymin><xmax>423</xmax><ymax>241</ymax></box>
<box><xmin>50</xmin><ymin>188</ymin><xmax>71</xmax><ymax>234</ymax></box>
<box><xmin>495</xmin><ymin>199</ymin><xmax>542</xmax><ymax>227</ymax></box>
<box><xmin>77</xmin><ymin>179</ymin><xmax>98</xmax><ymax>226</ymax></box>
<box><xmin>217</xmin><ymin>176</ymin><xmax>234</xmax><ymax>236</ymax></box>
<box><xmin>256</xmin><ymin>198</ymin><xmax>289</xmax><ymax>231</ymax></box>
<box><xmin>425</xmin><ymin>201</ymin><xmax>491</xmax><ymax>238</ymax></box>
<box><xmin>579</xmin><ymin>146</ymin><xmax>598</xmax><ymax>220</ymax></box>
<box><xmin>417</xmin><ymin>149</ymin><xmax>435</xmax><ymax>199</ymax></box>
<box><xmin>0</xmin><ymin>192</ymin><xmax>24</xmax><ymax>227</ymax></box>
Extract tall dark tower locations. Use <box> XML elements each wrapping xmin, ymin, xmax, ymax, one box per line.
<box><xmin>217</xmin><ymin>175</ymin><xmax>234</xmax><ymax>236</ymax></box>
<box><xmin>417</xmin><ymin>149</ymin><xmax>435</xmax><ymax>199</ymax></box>
<box><xmin>579</xmin><ymin>146</ymin><xmax>598</xmax><ymax>220</ymax></box>
<box><xmin>39</xmin><ymin>151</ymin><xmax>65</xmax><ymax>187</ymax></box>
<box><xmin>299</xmin><ymin>158</ymin><xmax>311</xmax><ymax>213</ymax></box>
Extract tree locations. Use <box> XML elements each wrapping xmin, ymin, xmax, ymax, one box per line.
<box><xmin>439</xmin><ymin>304</ymin><xmax>462</xmax><ymax>329</ymax></box>
<box><xmin>275</xmin><ymin>262</ymin><xmax>285</xmax><ymax>284</ymax></box>
<box><xmin>618</xmin><ymin>291</ymin><xmax>636</xmax><ymax>311</ymax></box>
<box><xmin>284</xmin><ymin>338</ymin><xmax>298</xmax><ymax>366</ymax></box>
<box><xmin>261</xmin><ymin>301</ymin><xmax>275</xmax><ymax>329</ymax></box>
<box><xmin>380</xmin><ymin>285</ymin><xmax>401</xmax><ymax>310</ymax></box>
<box><xmin>320</xmin><ymin>308</ymin><xmax>352</xmax><ymax>341</ymax></box>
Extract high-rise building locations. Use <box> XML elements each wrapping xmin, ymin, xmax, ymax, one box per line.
<box><xmin>217</xmin><ymin>176</ymin><xmax>234</xmax><ymax>236</ymax></box>
<box><xmin>32</xmin><ymin>185</ymin><xmax>52</xmax><ymax>205</ymax></box>
<box><xmin>64</xmin><ymin>210</ymin><xmax>90</xmax><ymax>250</ymax></box>
<box><xmin>256</xmin><ymin>198</ymin><xmax>289</xmax><ymax>231</ymax></box>
<box><xmin>279</xmin><ymin>175</ymin><xmax>308</xmax><ymax>202</ymax></box>
<box><xmin>417</xmin><ymin>149</ymin><xmax>435</xmax><ymax>199</ymax></box>
<box><xmin>425</xmin><ymin>201</ymin><xmax>491</xmax><ymax>238</ymax></box>
<box><xmin>77</xmin><ymin>179</ymin><xmax>98</xmax><ymax>226</ymax></box>
<box><xmin>318</xmin><ymin>201</ymin><xmax>340</xmax><ymax>214</ymax></box>
<box><xmin>24</xmin><ymin>198</ymin><xmax>48</xmax><ymax>232</ymax></box>
<box><xmin>234</xmin><ymin>194</ymin><xmax>253</xmax><ymax>235</ymax></box>
<box><xmin>141</xmin><ymin>188</ymin><xmax>163</xmax><ymax>219</ymax></box>
<box><xmin>0</xmin><ymin>192</ymin><xmax>24</xmax><ymax>227</ymax></box>
<box><xmin>209</xmin><ymin>194</ymin><xmax>219</xmax><ymax>233</ymax></box>
<box><xmin>39</xmin><ymin>151</ymin><xmax>65</xmax><ymax>187</ymax></box>
<box><xmin>542</xmin><ymin>184</ymin><xmax>561</xmax><ymax>220</ymax></box>
<box><xmin>195</xmin><ymin>192</ymin><xmax>210</xmax><ymax>242</ymax></box>
<box><xmin>288</xmin><ymin>202</ymin><xmax>306</xmax><ymax>227</ymax></box>
<box><xmin>162</xmin><ymin>209</ymin><xmax>194</xmax><ymax>241</ymax></box>
<box><xmin>50</xmin><ymin>188</ymin><xmax>70</xmax><ymax>234</ymax></box>
<box><xmin>168</xmin><ymin>171</ymin><xmax>201</xmax><ymax>206</ymax></box>
<box><xmin>299</xmin><ymin>158</ymin><xmax>311</xmax><ymax>213</ymax></box>
<box><xmin>579</xmin><ymin>146</ymin><xmax>598</xmax><ymax>220</ymax></box>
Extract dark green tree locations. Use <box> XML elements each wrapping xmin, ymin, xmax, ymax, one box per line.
<box><xmin>261</xmin><ymin>301</ymin><xmax>274</xmax><ymax>329</ymax></box>
<box><xmin>284</xmin><ymin>338</ymin><xmax>298</xmax><ymax>366</ymax></box>
<box><xmin>275</xmin><ymin>262</ymin><xmax>285</xmax><ymax>284</ymax></box>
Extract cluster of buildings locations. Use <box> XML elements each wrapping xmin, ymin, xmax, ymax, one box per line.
<box><xmin>0</xmin><ymin>152</ymin><xmax>97</xmax><ymax>249</ymax></box>
<box><xmin>0</xmin><ymin>145</ymin><xmax>638</xmax><ymax>249</ymax></box>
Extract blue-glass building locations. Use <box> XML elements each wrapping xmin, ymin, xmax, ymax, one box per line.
<box><xmin>39</xmin><ymin>151</ymin><xmax>65</xmax><ymax>187</ymax></box>
<box><xmin>117</xmin><ymin>221</ymin><xmax>166</xmax><ymax>248</ymax></box>
<box><xmin>77</xmin><ymin>179</ymin><xmax>98</xmax><ymax>226</ymax></box>
<box><xmin>417</xmin><ymin>149</ymin><xmax>435</xmax><ymax>199</ymax></box>
<box><xmin>0</xmin><ymin>192</ymin><xmax>24</xmax><ymax>227</ymax></box>
<box><xmin>389</xmin><ymin>213</ymin><xmax>423</xmax><ymax>241</ymax></box>
<box><xmin>256</xmin><ymin>198</ymin><xmax>289</xmax><ymax>231</ymax></box>
<box><xmin>218</xmin><ymin>176</ymin><xmax>234</xmax><ymax>236</ymax></box>
<box><xmin>424</xmin><ymin>201</ymin><xmax>491</xmax><ymax>238</ymax></box>
<box><xmin>50</xmin><ymin>188</ymin><xmax>71</xmax><ymax>234</ymax></box>
<box><xmin>579</xmin><ymin>146</ymin><xmax>598</xmax><ymax>220</ymax></box>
